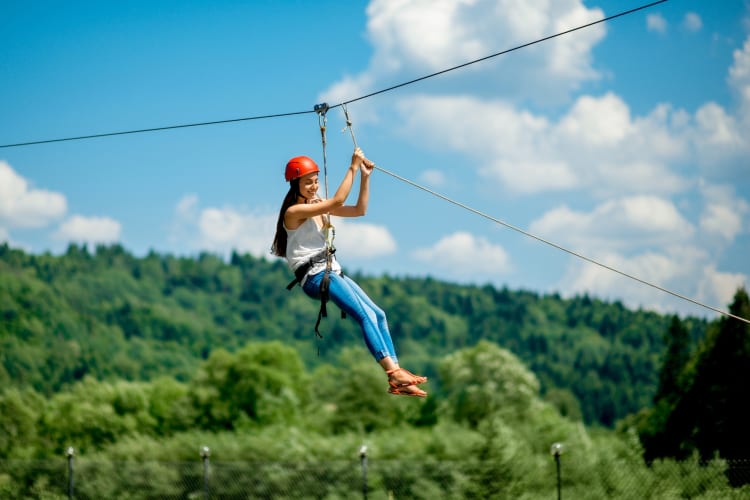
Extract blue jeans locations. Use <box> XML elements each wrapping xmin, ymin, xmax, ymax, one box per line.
<box><xmin>303</xmin><ymin>271</ymin><xmax>398</xmax><ymax>363</ymax></box>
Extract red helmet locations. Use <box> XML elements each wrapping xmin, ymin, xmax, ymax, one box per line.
<box><xmin>285</xmin><ymin>156</ymin><xmax>319</xmax><ymax>182</ymax></box>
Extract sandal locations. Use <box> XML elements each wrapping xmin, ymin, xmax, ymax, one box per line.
<box><xmin>386</xmin><ymin>368</ymin><xmax>428</xmax><ymax>388</ymax></box>
<box><xmin>388</xmin><ymin>384</ymin><xmax>427</xmax><ymax>398</ymax></box>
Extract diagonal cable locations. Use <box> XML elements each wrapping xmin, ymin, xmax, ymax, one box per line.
<box><xmin>369</xmin><ymin>163</ymin><xmax>750</xmax><ymax>325</ymax></box>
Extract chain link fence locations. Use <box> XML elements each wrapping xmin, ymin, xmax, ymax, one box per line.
<box><xmin>2</xmin><ymin>451</ymin><xmax>750</xmax><ymax>499</ymax></box>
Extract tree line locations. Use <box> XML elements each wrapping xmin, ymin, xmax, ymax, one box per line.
<box><xmin>1</xmin><ymin>242</ymin><xmax>749</xmax><ymax>491</ymax></box>
<box><xmin>0</xmin><ymin>242</ymin><xmax>707</xmax><ymax>427</ymax></box>
<box><xmin>1</xmin><ymin>339</ymin><xmax>747</xmax><ymax>497</ymax></box>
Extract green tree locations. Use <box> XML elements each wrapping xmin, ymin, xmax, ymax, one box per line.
<box><xmin>636</xmin><ymin>288</ymin><xmax>750</xmax><ymax>483</ymax></box>
<box><xmin>438</xmin><ymin>340</ymin><xmax>539</xmax><ymax>427</ymax></box>
<box><xmin>0</xmin><ymin>243</ymin><xmax>708</xmax><ymax>428</ymax></box>
<box><xmin>654</xmin><ymin>315</ymin><xmax>692</xmax><ymax>404</ymax></box>
<box><xmin>147</xmin><ymin>377</ymin><xmax>194</xmax><ymax>435</ymax></box>
<box><xmin>190</xmin><ymin>341</ymin><xmax>308</xmax><ymax>430</ymax></box>
<box><xmin>39</xmin><ymin>377</ymin><xmax>156</xmax><ymax>453</ymax></box>
<box><xmin>0</xmin><ymin>388</ymin><xmax>44</xmax><ymax>457</ymax></box>
<box><xmin>688</xmin><ymin>288</ymin><xmax>750</xmax><ymax>485</ymax></box>
<box><xmin>636</xmin><ymin>315</ymin><xmax>693</xmax><ymax>462</ymax></box>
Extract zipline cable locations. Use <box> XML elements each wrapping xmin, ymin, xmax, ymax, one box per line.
<box><xmin>340</xmin><ymin>107</ymin><xmax>750</xmax><ymax>326</ymax></box>
<box><xmin>7</xmin><ymin>0</ymin><xmax>739</xmax><ymax>322</ymax></box>
<box><xmin>0</xmin><ymin>0</ymin><xmax>668</xmax><ymax>149</ymax></box>
<box><xmin>0</xmin><ymin>111</ymin><xmax>313</xmax><ymax>149</ymax></box>
<box><xmin>373</xmin><ymin>163</ymin><xmax>750</xmax><ymax>325</ymax></box>
<box><xmin>333</xmin><ymin>0</ymin><xmax>669</xmax><ymax>110</ymax></box>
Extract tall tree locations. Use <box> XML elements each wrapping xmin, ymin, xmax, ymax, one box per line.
<box><xmin>687</xmin><ymin>288</ymin><xmax>750</xmax><ymax>485</ymax></box>
<box><xmin>637</xmin><ymin>315</ymin><xmax>694</xmax><ymax>462</ymax></box>
<box><xmin>654</xmin><ymin>315</ymin><xmax>691</xmax><ymax>405</ymax></box>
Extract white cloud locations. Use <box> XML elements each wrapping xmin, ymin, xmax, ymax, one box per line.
<box><xmin>694</xmin><ymin>102</ymin><xmax>743</xmax><ymax>146</ymax></box>
<box><xmin>413</xmin><ymin>231</ymin><xmax>511</xmax><ymax>278</ymax></box>
<box><xmin>54</xmin><ymin>215</ymin><xmax>121</xmax><ymax>245</ymax></box>
<box><xmin>529</xmin><ymin>195</ymin><xmax>694</xmax><ymax>253</ymax></box>
<box><xmin>397</xmin><ymin>92</ymin><xmax>688</xmax><ymax>196</ymax></box>
<box><xmin>418</xmin><ymin>169</ymin><xmax>447</xmax><ymax>188</ymax></box>
<box><xmin>697</xmin><ymin>265</ymin><xmax>747</xmax><ymax>311</ymax></box>
<box><xmin>683</xmin><ymin>12</ymin><xmax>702</xmax><ymax>32</ymax></box>
<box><xmin>169</xmin><ymin>195</ymin><xmax>397</xmax><ymax>261</ymax></box>
<box><xmin>691</xmin><ymin>101</ymin><xmax>749</xmax><ymax>174</ymax></box>
<box><xmin>0</xmin><ymin>161</ymin><xmax>67</xmax><ymax>228</ymax></box>
<box><xmin>557</xmin><ymin>92</ymin><xmax>634</xmax><ymax>146</ymax></box>
<box><xmin>322</xmin><ymin>3</ymin><xmax>750</xmax><ymax>318</ymax></box>
<box><xmin>171</xmin><ymin>195</ymin><xmax>275</xmax><ymax>257</ymax></box>
<box><xmin>686</xmin><ymin>34</ymin><xmax>750</xmax><ymax>178</ymax></box>
<box><xmin>700</xmin><ymin>204</ymin><xmax>742</xmax><ymax>241</ymax></box>
<box><xmin>530</xmin><ymin>188</ymin><xmax>747</xmax><ymax>316</ymax></box>
<box><xmin>332</xmin><ymin>219</ymin><xmax>397</xmax><ymax>258</ymax></box>
<box><xmin>547</xmin><ymin>1</ymin><xmax>606</xmax><ymax>83</ymax></box>
<box><xmin>196</xmin><ymin>206</ymin><xmax>276</xmax><ymax>257</ymax></box>
<box><xmin>323</xmin><ymin>0</ymin><xmax>606</xmax><ymax>106</ymax></box>
<box><xmin>730</xmin><ymin>36</ymin><xmax>750</xmax><ymax>89</ymax></box>
<box><xmin>647</xmin><ymin>13</ymin><xmax>667</xmax><ymax>34</ymax></box>
<box><xmin>396</xmin><ymin>94</ymin><xmax>575</xmax><ymax>193</ymax></box>
<box><xmin>366</xmin><ymin>0</ymin><xmax>485</xmax><ymax>72</ymax></box>
<box><xmin>558</xmin><ymin>246</ymin><xmax>746</xmax><ymax>317</ymax></box>
<box><xmin>729</xmin><ymin>35</ymin><xmax>750</xmax><ymax>116</ymax></box>
<box><xmin>670</xmin><ymin>36</ymin><xmax>750</xmax><ymax>177</ymax></box>
<box><xmin>698</xmin><ymin>182</ymin><xmax>749</xmax><ymax>242</ymax></box>
<box><xmin>175</xmin><ymin>193</ymin><xmax>199</xmax><ymax>219</ymax></box>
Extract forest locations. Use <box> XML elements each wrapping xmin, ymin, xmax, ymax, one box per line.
<box><xmin>1</xmin><ymin>242</ymin><xmax>749</xmax><ymax>498</ymax></box>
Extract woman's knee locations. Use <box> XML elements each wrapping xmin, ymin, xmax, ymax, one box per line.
<box><xmin>374</xmin><ymin>308</ymin><xmax>387</xmax><ymax>323</ymax></box>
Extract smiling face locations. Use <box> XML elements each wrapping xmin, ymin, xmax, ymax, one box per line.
<box><xmin>298</xmin><ymin>171</ymin><xmax>320</xmax><ymax>201</ymax></box>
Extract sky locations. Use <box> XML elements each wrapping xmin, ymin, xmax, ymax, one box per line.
<box><xmin>2</xmin><ymin>0</ymin><xmax>749</xmax><ymax>321</ymax></box>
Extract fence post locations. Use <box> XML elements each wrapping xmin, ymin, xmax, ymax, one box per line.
<box><xmin>359</xmin><ymin>445</ymin><xmax>368</xmax><ymax>500</ymax></box>
<box><xmin>66</xmin><ymin>446</ymin><xmax>75</xmax><ymax>500</ymax></box>
<box><xmin>550</xmin><ymin>443</ymin><xmax>564</xmax><ymax>500</ymax></box>
<box><xmin>200</xmin><ymin>446</ymin><xmax>210</xmax><ymax>500</ymax></box>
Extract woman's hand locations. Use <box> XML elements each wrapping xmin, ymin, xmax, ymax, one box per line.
<box><xmin>353</xmin><ymin>147</ymin><xmax>374</xmax><ymax>178</ymax></box>
<box><xmin>350</xmin><ymin>147</ymin><xmax>365</xmax><ymax>171</ymax></box>
<box><xmin>360</xmin><ymin>157</ymin><xmax>374</xmax><ymax>178</ymax></box>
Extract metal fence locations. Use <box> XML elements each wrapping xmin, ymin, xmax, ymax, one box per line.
<box><xmin>2</xmin><ymin>449</ymin><xmax>750</xmax><ymax>499</ymax></box>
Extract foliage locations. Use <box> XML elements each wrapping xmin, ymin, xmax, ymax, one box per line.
<box><xmin>4</xmin><ymin>242</ymin><xmax>750</xmax><ymax>495</ymax></box>
<box><xmin>1</xmin><ymin>339</ymin><xmax>747</xmax><ymax>498</ymax></box>
<box><xmin>630</xmin><ymin>288</ymin><xmax>750</xmax><ymax>488</ymax></box>
<box><xmin>0</xmin><ymin>242</ymin><xmax>706</xmax><ymax>428</ymax></box>
<box><xmin>438</xmin><ymin>341</ymin><xmax>539</xmax><ymax>427</ymax></box>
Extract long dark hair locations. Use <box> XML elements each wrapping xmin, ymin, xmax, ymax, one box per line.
<box><xmin>271</xmin><ymin>179</ymin><xmax>300</xmax><ymax>257</ymax></box>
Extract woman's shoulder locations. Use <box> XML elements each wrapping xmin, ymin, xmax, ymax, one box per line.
<box><xmin>285</xmin><ymin>214</ymin><xmax>318</xmax><ymax>232</ymax></box>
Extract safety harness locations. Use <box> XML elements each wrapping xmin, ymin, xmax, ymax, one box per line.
<box><xmin>285</xmin><ymin>244</ymin><xmax>346</xmax><ymax>338</ymax></box>
<box><xmin>285</xmin><ymin>103</ymin><xmax>345</xmax><ymax>353</ymax></box>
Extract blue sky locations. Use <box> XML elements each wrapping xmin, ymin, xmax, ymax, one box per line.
<box><xmin>2</xmin><ymin>0</ymin><xmax>749</xmax><ymax>320</ymax></box>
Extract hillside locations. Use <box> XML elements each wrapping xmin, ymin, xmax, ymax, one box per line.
<box><xmin>0</xmin><ymin>242</ymin><xmax>709</xmax><ymax>426</ymax></box>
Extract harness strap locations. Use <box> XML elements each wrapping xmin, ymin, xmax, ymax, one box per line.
<box><xmin>285</xmin><ymin>249</ymin><xmax>346</xmax><ymax>355</ymax></box>
<box><xmin>313</xmin><ymin>268</ymin><xmax>347</xmax><ymax>341</ymax></box>
<box><xmin>314</xmin><ymin>271</ymin><xmax>330</xmax><ymax>338</ymax></box>
<box><xmin>285</xmin><ymin>249</ymin><xmax>329</xmax><ymax>290</ymax></box>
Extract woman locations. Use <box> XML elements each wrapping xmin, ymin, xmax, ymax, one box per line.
<box><xmin>272</xmin><ymin>147</ymin><xmax>427</xmax><ymax>397</ymax></box>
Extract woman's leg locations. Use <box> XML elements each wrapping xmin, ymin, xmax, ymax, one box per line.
<box><xmin>337</xmin><ymin>275</ymin><xmax>399</xmax><ymax>360</ymax></box>
<box><xmin>303</xmin><ymin>271</ymin><xmax>426</xmax><ymax>395</ymax></box>
<box><xmin>305</xmin><ymin>271</ymin><xmax>396</xmax><ymax>361</ymax></box>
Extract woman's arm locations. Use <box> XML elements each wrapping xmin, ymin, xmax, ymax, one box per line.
<box><xmin>331</xmin><ymin>157</ymin><xmax>373</xmax><ymax>217</ymax></box>
<box><xmin>284</xmin><ymin>148</ymin><xmax>365</xmax><ymax>225</ymax></box>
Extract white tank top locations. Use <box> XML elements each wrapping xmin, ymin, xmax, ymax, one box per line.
<box><xmin>284</xmin><ymin>217</ymin><xmax>341</xmax><ymax>283</ymax></box>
